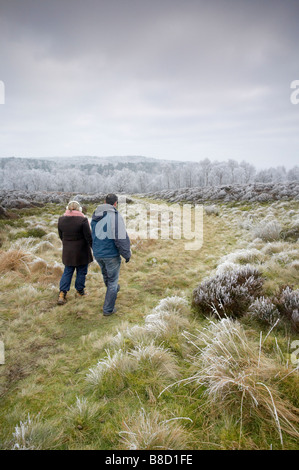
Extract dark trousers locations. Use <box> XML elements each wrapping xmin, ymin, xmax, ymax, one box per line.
<box><xmin>59</xmin><ymin>264</ymin><xmax>88</xmax><ymax>293</ymax></box>
<box><xmin>96</xmin><ymin>256</ymin><xmax>121</xmax><ymax>314</ymax></box>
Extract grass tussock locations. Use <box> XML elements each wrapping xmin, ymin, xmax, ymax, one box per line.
<box><xmin>252</xmin><ymin>220</ymin><xmax>282</xmax><ymax>242</ymax></box>
<box><xmin>86</xmin><ymin>342</ymin><xmax>179</xmax><ymax>389</ymax></box>
<box><xmin>0</xmin><ymin>249</ymin><xmax>31</xmax><ymax>273</ymax></box>
<box><xmin>119</xmin><ymin>408</ymin><xmax>192</xmax><ymax>450</ymax></box>
<box><xmin>180</xmin><ymin>318</ymin><xmax>299</xmax><ymax>447</ymax></box>
<box><xmin>10</xmin><ymin>413</ymin><xmax>59</xmax><ymax>450</ymax></box>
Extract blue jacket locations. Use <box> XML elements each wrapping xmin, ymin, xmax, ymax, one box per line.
<box><xmin>91</xmin><ymin>204</ymin><xmax>131</xmax><ymax>260</ymax></box>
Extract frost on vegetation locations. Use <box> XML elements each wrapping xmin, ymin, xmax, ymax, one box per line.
<box><xmin>86</xmin><ymin>349</ymin><xmax>136</xmax><ymax>385</ymax></box>
<box><xmin>67</xmin><ymin>396</ymin><xmax>101</xmax><ymax>423</ymax></box>
<box><xmin>14</xmin><ymin>284</ymin><xmax>39</xmax><ymax>297</ymax></box>
<box><xmin>271</xmin><ymin>250</ymin><xmax>298</xmax><ymax>266</ymax></box>
<box><xmin>32</xmin><ymin>240</ymin><xmax>55</xmax><ymax>254</ymax></box>
<box><xmin>11</xmin><ymin>237</ymin><xmax>37</xmax><ymax>252</ymax></box>
<box><xmin>86</xmin><ymin>296</ymin><xmax>189</xmax><ymax>386</ymax></box>
<box><xmin>192</xmin><ymin>265</ymin><xmax>264</xmax><ymax>318</ymax></box>
<box><xmin>251</xmin><ymin>219</ymin><xmax>282</xmax><ymax>242</ymax></box>
<box><xmin>175</xmin><ymin>319</ymin><xmax>299</xmax><ymax>446</ymax></box>
<box><xmin>86</xmin><ymin>341</ymin><xmax>180</xmax><ymax>387</ymax></box>
<box><xmin>204</xmin><ymin>205</ymin><xmax>220</xmax><ymax>216</ymax></box>
<box><xmin>145</xmin><ymin>296</ymin><xmax>190</xmax><ymax>335</ymax></box>
<box><xmin>261</xmin><ymin>241</ymin><xmax>292</xmax><ymax>255</ymax></box>
<box><xmin>218</xmin><ymin>248</ymin><xmax>265</xmax><ymax>266</ymax></box>
<box><xmin>28</xmin><ymin>257</ymin><xmax>48</xmax><ymax>273</ymax></box>
<box><xmin>110</xmin><ymin>324</ymin><xmax>154</xmax><ymax>348</ymax></box>
<box><xmin>11</xmin><ymin>413</ymin><xmax>55</xmax><ymax>450</ymax></box>
<box><xmin>153</xmin><ymin>296</ymin><xmax>189</xmax><ymax>316</ymax></box>
<box><xmin>248</xmin><ymin>297</ymin><xmax>281</xmax><ymax>326</ymax></box>
<box><xmin>277</xmin><ymin>287</ymin><xmax>299</xmax><ymax>329</ymax></box>
<box><xmin>289</xmin><ymin>260</ymin><xmax>299</xmax><ymax>271</ymax></box>
<box><xmin>102</xmin><ymin>296</ymin><xmax>190</xmax><ymax>350</ymax></box>
<box><xmin>129</xmin><ymin>342</ymin><xmax>179</xmax><ymax>379</ymax></box>
<box><xmin>119</xmin><ymin>408</ymin><xmax>191</xmax><ymax>450</ymax></box>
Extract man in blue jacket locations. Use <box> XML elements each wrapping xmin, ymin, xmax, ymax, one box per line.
<box><xmin>91</xmin><ymin>193</ymin><xmax>131</xmax><ymax>316</ymax></box>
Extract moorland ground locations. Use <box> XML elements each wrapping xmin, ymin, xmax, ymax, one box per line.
<box><xmin>0</xmin><ymin>196</ymin><xmax>298</xmax><ymax>450</ymax></box>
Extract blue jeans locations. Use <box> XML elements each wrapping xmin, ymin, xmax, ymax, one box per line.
<box><xmin>59</xmin><ymin>265</ymin><xmax>88</xmax><ymax>293</ymax></box>
<box><xmin>96</xmin><ymin>256</ymin><xmax>121</xmax><ymax>314</ymax></box>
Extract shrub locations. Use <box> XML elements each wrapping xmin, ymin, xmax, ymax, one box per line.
<box><xmin>192</xmin><ymin>265</ymin><xmax>264</xmax><ymax>318</ymax></box>
<box><xmin>248</xmin><ymin>296</ymin><xmax>280</xmax><ymax>326</ymax></box>
<box><xmin>10</xmin><ymin>227</ymin><xmax>47</xmax><ymax>240</ymax></box>
<box><xmin>276</xmin><ymin>286</ymin><xmax>299</xmax><ymax>330</ymax></box>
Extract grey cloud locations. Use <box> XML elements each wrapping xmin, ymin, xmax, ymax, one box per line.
<box><xmin>0</xmin><ymin>0</ymin><xmax>299</xmax><ymax>167</ymax></box>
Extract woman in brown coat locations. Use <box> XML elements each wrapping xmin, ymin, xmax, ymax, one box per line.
<box><xmin>57</xmin><ymin>201</ymin><xmax>93</xmax><ymax>305</ymax></box>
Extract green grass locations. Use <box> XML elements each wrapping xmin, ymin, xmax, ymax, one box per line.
<box><xmin>0</xmin><ymin>198</ymin><xmax>298</xmax><ymax>450</ymax></box>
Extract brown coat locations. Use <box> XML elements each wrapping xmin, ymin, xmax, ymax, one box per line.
<box><xmin>58</xmin><ymin>216</ymin><xmax>93</xmax><ymax>266</ymax></box>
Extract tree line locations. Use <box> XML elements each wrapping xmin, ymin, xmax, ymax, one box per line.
<box><xmin>0</xmin><ymin>157</ymin><xmax>298</xmax><ymax>194</ymax></box>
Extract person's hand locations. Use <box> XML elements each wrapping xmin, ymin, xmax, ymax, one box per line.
<box><xmin>125</xmin><ymin>258</ymin><xmax>130</xmax><ymax>263</ymax></box>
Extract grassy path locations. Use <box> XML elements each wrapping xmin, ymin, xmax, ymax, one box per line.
<box><xmin>1</xmin><ymin>197</ymin><xmax>298</xmax><ymax>449</ymax></box>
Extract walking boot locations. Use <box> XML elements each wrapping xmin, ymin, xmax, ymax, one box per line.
<box><xmin>57</xmin><ymin>291</ymin><xmax>67</xmax><ymax>305</ymax></box>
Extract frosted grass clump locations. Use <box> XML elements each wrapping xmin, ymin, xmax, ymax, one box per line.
<box><xmin>145</xmin><ymin>312</ymin><xmax>190</xmax><ymax>338</ymax></box>
<box><xmin>86</xmin><ymin>349</ymin><xmax>136</xmax><ymax>386</ymax></box>
<box><xmin>29</xmin><ymin>257</ymin><xmax>48</xmax><ymax>273</ymax></box>
<box><xmin>177</xmin><ymin>319</ymin><xmax>299</xmax><ymax>446</ymax></box>
<box><xmin>32</xmin><ymin>240</ymin><xmax>55</xmax><ymax>254</ymax></box>
<box><xmin>153</xmin><ymin>296</ymin><xmax>189</xmax><ymax>316</ymax></box>
<box><xmin>110</xmin><ymin>324</ymin><xmax>155</xmax><ymax>348</ymax></box>
<box><xmin>248</xmin><ymin>297</ymin><xmax>280</xmax><ymax>325</ymax></box>
<box><xmin>204</xmin><ymin>205</ymin><xmax>220</xmax><ymax>216</ymax></box>
<box><xmin>218</xmin><ymin>248</ymin><xmax>264</xmax><ymax>266</ymax></box>
<box><xmin>271</xmin><ymin>250</ymin><xmax>298</xmax><ymax>266</ymax></box>
<box><xmin>251</xmin><ymin>220</ymin><xmax>282</xmax><ymax>242</ymax></box>
<box><xmin>290</xmin><ymin>218</ymin><xmax>299</xmax><ymax>230</ymax></box>
<box><xmin>14</xmin><ymin>284</ymin><xmax>38</xmax><ymax>296</ymax></box>
<box><xmin>289</xmin><ymin>260</ymin><xmax>299</xmax><ymax>271</ymax></box>
<box><xmin>94</xmin><ymin>296</ymin><xmax>191</xmax><ymax>352</ymax></box>
<box><xmin>129</xmin><ymin>342</ymin><xmax>179</xmax><ymax>379</ymax></box>
<box><xmin>145</xmin><ymin>296</ymin><xmax>190</xmax><ymax>336</ymax></box>
<box><xmin>43</xmin><ymin>232</ymin><xmax>59</xmax><ymax>243</ymax></box>
<box><xmin>119</xmin><ymin>408</ymin><xmax>191</xmax><ymax>450</ymax></box>
<box><xmin>261</xmin><ymin>241</ymin><xmax>293</xmax><ymax>255</ymax></box>
<box><xmin>215</xmin><ymin>261</ymin><xmax>241</xmax><ymax>275</ymax></box>
<box><xmin>11</xmin><ymin>237</ymin><xmax>37</xmax><ymax>252</ymax></box>
<box><xmin>11</xmin><ymin>413</ymin><xmax>56</xmax><ymax>450</ymax></box>
<box><xmin>86</xmin><ymin>342</ymin><xmax>179</xmax><ymax>388</ymax></box>
<box><xmin>67</xmin><ymin>396</ymin><xmax>101</xmax><ymax>424</ymax></box>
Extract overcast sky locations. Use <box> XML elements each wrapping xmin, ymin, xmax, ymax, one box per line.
<box><xmin>0</xmin><ymin>0</ymin><xmax>298</xmax><ymax>168</ymax></box>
